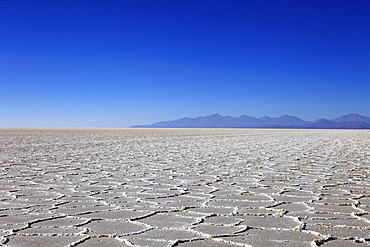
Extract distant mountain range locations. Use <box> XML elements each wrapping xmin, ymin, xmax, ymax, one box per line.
<box><xmin>131</xmin><ymin>113</ymin><xmax>370</xmax><ymax>129</ymax></box>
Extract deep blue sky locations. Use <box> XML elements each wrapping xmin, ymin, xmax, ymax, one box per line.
<box><xmin>1</xmin><ymin>0</ymin><xmax>369</xmax><ymax>127</ymax></box>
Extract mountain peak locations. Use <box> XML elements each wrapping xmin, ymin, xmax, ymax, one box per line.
<box><xmin>332</xmin><ymin>113</ymin><xmax>370</xmax><ymax>124</ymax></box>
<box><xmin>343</xmin><ymin>113</ymin><xmax>362</xmax><ymax>118</ymax></box>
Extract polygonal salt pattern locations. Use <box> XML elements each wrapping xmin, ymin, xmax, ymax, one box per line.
<box><xmin>1</xmin><ymin>128</ymin><xmax>370</xmax><ymax>246</ymax></box>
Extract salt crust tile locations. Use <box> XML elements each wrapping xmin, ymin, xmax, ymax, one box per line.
<box><xmin>17</xmin><ymin>226</ymin><xmax>81</xmax><ymax>234</ymax></box>
<box><xmin>0</xmin><ymin>209</ymin><xmax>29</xmax><ymax>215</ymax></box>
<box><xmin>270</xmin><ymin>202</ymin><xmax>311</xmax><ymax>212</ymax></box>
<box><xmin>208</xmin><ymin>199</ymin><xmax>274</xmax><ymax>208</ymax></box>
<box><xmin>188</xmin><ymin>207</ymin><xmax>235</xmax><ymax>215</ymax></box>
<box><xmin>272</xmin><ymin>195</ymin><xmax>313</xmax><ymax>203</ymax></box>
<box><xmin>85</xmin><ymin>220</ymin><xmax>147</xmax><ymax>235</ymax></box>
<box><xmin>31</xmin><ymin>217</ymin><xmax>87</xmax><ymax>227</ymax></box>
<box><xmin>122</xmin><ymin>238</ymin><xmax>175</xmax><ymax>247</ymax></box>
<box><xmin>55</xmin><ymin>205</ymin><xmax>114</xmax><ymax>215</ymax></box>
<box><xmin>358</xmin><ymin>206</ymin><xmax>370</xmax><ymax>213</ymax></box>
<box><xmin>7</xmin><ymin>235</ymin><xmax>83</xmax><ymax>247</ymax></box>
<box><xmin>155</xmin><ymin>200</ymin><xmax>205</xmax><ymax>209</ymax></box>
<box><xmin>244</xmin><ymin>187</ymin><xmax>282</xmax><ymax>194</ymax></box>
<box><xmin>176</xmin><ymin>239</ymin><xmax>238</xmax><ymax>246</ymax></box>
<box><xmin>215</xmin><ymin>194</ymin><xmax>271</xmax><ymax>201</ymax></box>
<box><xmin>315</xmin><ymin>198</ymin><xmax>354</xmax><ymax>205</ymax></box>
<box><xmin>358</xmin><ymin>199</ymin><xmax>370</xmax><ymax>206</ymax></box>
<box><xmin>310</xmin><ymin>204</ymin><xmax>361</xmax><ymax>214</ymax></box>
<box><xmin>321</xmin><ymin>239</ymin><xmax>370</xmax><ymax>247</ymax></box>
<box><xmin>281</xmin><ymin>191</ymin><xmax>314</xmax><ymax>197</ymax></box>
<box><xmin>3</xmin><ymin>199</ymin><xmax>56</xmax><ymax>206</ymax></box>
<box><xmin>204</xmin><ymin>215</ymin><xmax>243</xmax><ymax>225</ymax></box>
<box><xmin>0</xmin><ymin>214</ymin><xmax>49</xmax><ymax>225</ymax></box>
<box><xmin>136</xmin><ymin>213</ymin><xmax>196</xmax><ymax>228</ymax></box>
<box><xmin>238</xmin><ymin>215</ymin><xmax>298</xmax><ymax>229</ymax></box>
<box><xmin>305</xmin><ymin>224</ymin><xmax>370</xmax><ymax>238</ymax></box>
<box><xmin>192</xmin><ymin>224</ymin><xmax>241</xmax><ymax>236</ymax></box>
<box><xmin>238</xmin><ymin>228</ymin><xmax>317</xmax><ymax>246</ymax></box>
<box><xmin>304</xmin><ymin>217</ymin><xmax>370</xmax><ymax>228</ymax></box>
<box><xmin>78</xmin><ymin>209</ymin><xmax>152</xmax><ymax>220</ymax></box>
<box><xmin>60</xmin><ymin>201</ymin><xmax>108</xmax><ymax>207</ymax></box>
<box><xmin>124</xmin><ymin>228</ymin><xmax>199</xmax><ymax>242</ymax></box>
<box><xmin>76</xmin><ymin>237</ymin><xmax>127</xmax><ymax>247</ymax></box>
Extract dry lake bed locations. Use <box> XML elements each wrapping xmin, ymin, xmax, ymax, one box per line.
<box><xmin>1</xmin><ymin>128</ymin><xmax>370</xmax><ymax>247</ymax></box>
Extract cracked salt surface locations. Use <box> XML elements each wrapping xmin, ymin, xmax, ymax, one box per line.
<box><xmin>1</xmin><ymin>128</ymin><xmax>370</xmax><ymax>246</ymax></box>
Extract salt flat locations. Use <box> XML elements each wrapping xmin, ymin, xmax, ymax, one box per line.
<box><xmin>0</xmin><ymin>128</ymin><xmax>370</xmax><ymax>246</ymax></box>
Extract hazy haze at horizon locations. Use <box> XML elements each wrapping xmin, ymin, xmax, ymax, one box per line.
<box><xmin>1</xmin><ymin>0</ymin><xmax>369</xmax><ymax>127</ymax></box>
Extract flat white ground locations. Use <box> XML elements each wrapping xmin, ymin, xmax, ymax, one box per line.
<box><xmin>0</xmin><ymin>128</ymin><xmax>370</xmax><ymax>246</ymax></box>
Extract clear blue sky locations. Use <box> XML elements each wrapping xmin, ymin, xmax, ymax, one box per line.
<box><xmin>1</xmin><ymin>0</ymin><xmax>369</xmax><ymax>127</ymax></box>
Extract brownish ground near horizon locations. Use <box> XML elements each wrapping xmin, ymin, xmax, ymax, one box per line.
<box><xmin>1</xmin><ymin>128</ymin><xmax>370</xmax><ymax>246</ymax></box>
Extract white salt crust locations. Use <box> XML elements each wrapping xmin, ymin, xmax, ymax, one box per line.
<box><xmin>0</xmin><ymin>128</ymin><xmax>370</xmax><ymax>246</ymax></box>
